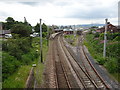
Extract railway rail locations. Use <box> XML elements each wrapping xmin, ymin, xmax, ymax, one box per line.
<box><xmin>61</xmin><ymin>34</ymin><xmax>111</xmax><ymax>89</ymax></box>
<box><xmin>45</xmin><ymin>33</ymin><xmax>112</xmax><ymax>89</ymax></box>
<box><xmin>60</xmin><ymin>35</ymin><xmax>103</xmax><ymax>89</ymax></box>
<box><xmin>53</xmin><ymin>35</ymin><xmax>71</xmax><ymax>88</ymax></box>
<box><xmin>79</xmin><ymin>35</ymin><xmax>111</xmax><ymax>89</ymax></box>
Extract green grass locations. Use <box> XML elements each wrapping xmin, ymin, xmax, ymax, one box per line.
<box><xmin>112</xmin><ymin>73</ymin><xmax>120</xmax><ymax>83</ymax></box>
<box><xmin>0</xmin><ymin>83</ymin><xmax>1</xmax><ymax>90</ymax></box>
<box><xmin>33</xmin><ymin>37</ymin><xmax>48</xmax><ymax>86</ymax></box>
<box><xmin>3</xmin><ymin>65</ymin><xmax>31</xmax><ymax>88</ymax></box>
<box><xmin>32</xmin><ymin>37</ymin><xmax>48</xmax><ymax>62</ymax></box>
<box><xmin>34</xmin><ymin>62</ymin><xmax>44</xmax><ymax>86</ymax></box>
<box><xmin>2</xmin><ymin>58</ymin><xmax>45</xmax><ymax>88</ymax></box>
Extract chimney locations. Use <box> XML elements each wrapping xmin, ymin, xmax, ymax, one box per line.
<box><xmin>0</xmin><ymin>22</ymin><xmax>2</xmax><ymax>30</ymax></box>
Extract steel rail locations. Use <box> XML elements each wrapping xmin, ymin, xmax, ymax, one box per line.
<box><xmin>59</xmin><ymin>35</ymin><xmax>98</xmax><ymax>89</ymax></box>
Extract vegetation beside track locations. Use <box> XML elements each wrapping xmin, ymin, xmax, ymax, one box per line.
<box><xmin>84</xmin><ymin>32</ymin><xmax>120</xmax><ymax>82</ymax></box>
<box><xmin>2</xmin><ymin>37</ymin><xmax>48</xmax><ymax>88</ymax></box>
<box><xmin>64</xmin><ymin>34</ymin><xmax>78</xmax><ymax>46</ymax></box>
<box><xmin>63</xmin><ymin>32</ymin><xmax>120</xmax><ymax>83</ymax></box>
<box><xmin>2</xmin><ymin>17</ymin><xmax>49</xmax><ymax>88</ymax></box>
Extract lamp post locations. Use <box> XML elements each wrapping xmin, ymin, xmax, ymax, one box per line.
<box><xmin>103</xmin><ymin>19</ymin><xmax>108</xmax><ymax>58</ymax></box>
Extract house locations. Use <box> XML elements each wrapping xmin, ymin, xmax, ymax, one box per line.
<box><xmin>63</xmin><ymin>29</ymin><xmax>73</xmax><ymax>34</ymax></box>
<box><xmin>117</xmin><ymin>26</ymin><xmax>120</xmax><ymax>32</ymax></box>
<box><xmin>0</xmin><ymin>22</ymin><xmax>2</xmax><ymax>30</ymax></box>
<box><xmin>0</xmin><ymin>30</ymin><xmax>12</xmax><ymax>38</ymax></box>
<box><xmin>96</xmin><ymin>22</ymin><xmax>119</xmax><ymax>33</ymax></box>
<box><xmin>54</xmin><ymin>29</ymin><xmax>63</xmax><ymax>33</ymax></box>
<box><xmin>0</xmin><ymin>22</ymin><xmax>12</xmax><ymax>38</ymax></box>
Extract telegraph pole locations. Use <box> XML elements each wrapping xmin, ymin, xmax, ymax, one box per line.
<box><xmin>74</xmin><ymin>25</ymin><xmax>76</xmax><ymax>37</ymax></box>
<box><xmin>34</xmin><ymin>19</ymin><xmax>43</xmax><ymax>89</ymax></box>
<box><xmin>103</xmin><ymin>19</ymin><xmax>108</xmax><ymax>58</ymax></box>
<box><xmin>40</xmin><ymin>19</ymin><xmax>43</xmax><ymax>63</ymax></box>
<box><xmin>47</xmin><ymin>25</ymin><xmax>49</xmax><ymax>46</ymax></box>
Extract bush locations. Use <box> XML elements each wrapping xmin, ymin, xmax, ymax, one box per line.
<box><xmin>107</xmin><ymin>43</ymin><xmax>120</xmax><ymax>58</ymax></box>
<box><xmin>94</xmin><ymin>32</ymin><xmax>100</xmax><ymax>37</ymax></box>
<box><xmin>21</xmin><ymin>50</ymin><xmax>39</xmax><ymax>65</ymax></box>
<box><xmin>113</xmin><ymin>36</ymin><xmax>120</xmax><ymax>41</ymax></box>
<box><xmin>96</xmin><ymin>55</ymin><xmax>106</xmax><ymax>65</ymax></box>
<box><xmin>21</xmin><ymin>54</ymin><xmax>31</xmax><ymax>65</ymax></box>
<box><xmin>11</xmin><ymin>23</ymin><xmax>32</xmax><ymax>37</ymax></box>
<box><xmin>104</xmin><ymin>58</ymin><xmax>119</xmax><ymax>73</ymax></box>
<box><xmin>2</xmin><ymin>52</ymin><xmax>21</xmax><ymax>81</ymax></box>
<box><xmin>2</xmin><ymin>37</ymin><xmax>32</xmax><ymax>59</ymax></box>
<box><xmin>2</xmin><ymin>37</ymin><xmax>35</xmax><ymax>81</ymax></box>
<box><xmin>85</xmin><ymin>33</ymin><xmax>120</xmax><ymax>76</ymax></box>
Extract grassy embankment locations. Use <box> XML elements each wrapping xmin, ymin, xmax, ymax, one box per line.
<box><xmin>84</xmin><ymin>32</ymin><xmax>120</xmax><ymax>82</ymax></box>
<box><xmin>2</xmin><ymin>37</ymin><xmax>48</xmax><ymax>88</ymax></box>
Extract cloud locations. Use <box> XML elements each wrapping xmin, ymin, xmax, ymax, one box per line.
<box><xmin>19</xmin><ymin>2</ymin><xmax>38</xmax><ymax>6</ymax></box>
<box><xmin>0</xmin><ymin>11</ymin><xmax>9</xmax><ymax>16</ymax></box>
<box><xmin>64</xmin><ymin>7</ymin><xmax>117</xmax><ymax>19</ymax></box>
<box><xmin>0</xmin><ymin>0</ymin><xmax>119</xmax><ymax>25</ymax></box>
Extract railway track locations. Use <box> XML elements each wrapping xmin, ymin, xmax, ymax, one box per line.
<box><xmin>62</xmin><ymin>34</ymin><xmax>111</xmax><ymax>89</ymax></box>
<box><xmin>46</xmin><ymin>33</ymin><xmax>111</xmax><ymax>89</ymax></box>
<box><xmin>81</xmin><ymin>46</ymin><xmax>110</xmax><ymax>89</ymax></box>
<box><xmin>53</xmin><ymin>36</ymin><xmax>71</xmax><ymax>88</ymax></box>
<box><xmin>79</xmin><ymin>35</ymin><xmax>111</xmax><ymax>89</ymax></box>
<box><xmin>59</xmin><ymin>35</ymin><xmax>99</xmax><ymax>89</ymax></box>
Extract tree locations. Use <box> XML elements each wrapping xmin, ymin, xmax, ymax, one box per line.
<box><xmin>34</xmin><ymin>23</ymin><xmax>48</xmax><ymax>37</ymax></box>
<box><xmin>11</xmin><ymin>23</ymin><xmax>32</xmax><ymax>37</ymax></box>
<box><xmin>6</xmin><ymin>17</ymin><xmax>15</xmax><ymax>23</ymax></box>
<box><xmin>34</xmin><ymin>23</ymin><xmax>40</xmax><ymax>33</ymax></box>
<box><xmin>5</xmin><ymin>17</ymin><xmax>15</xmax><ymax>30</ymax></box>
<box><xmin>42</xmin><ymin>23</ymin><xmax>47</xmax><ymax>32</ymax></box>
<box><xmin>91</xmin><ymin>26</ymin><xmax>98</xmax><ymax>28</ymax></box>
<box><xmin>34</xmin><ymin>23</ymin><xmax>47</xmax><ymax>32</ymax></box>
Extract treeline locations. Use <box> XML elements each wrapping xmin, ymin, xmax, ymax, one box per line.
<box><xmin>2</xmin><ymin>17</ymin><xmax>49</xmax><ymax>82</ymax></box>
<box><xmin>2</xmin><ymin>17</ymin><xmax>51</xmax><ymax>38</ymax></box>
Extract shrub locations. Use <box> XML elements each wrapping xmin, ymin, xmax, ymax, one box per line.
<box><xmin>85</xmin><ymin>33</ymin><xmax>119</xmax><ymax>75</ymax></box>
<box><xmin>113</xmin><ymin>36</ymin><xmax>120</xmax><ymax>41</ymax></box>
<box><xmin>104</xmin><ymin>58</ymin><xmax>119</xmax><ymax>73</ymax></box>
<box><xmin>11</xmin><ymin>23</ymin><xmax>32</xmax><ymax>37</ymax></box>
<box><xmin>2</xmin><ymin>52</ymin><xmax>21</xmax><ymax>81</ymax></box>
<box><xmin>94</xmin><ymin>32</ymin><xmax>100</xmax><ymax>37</ymax></box>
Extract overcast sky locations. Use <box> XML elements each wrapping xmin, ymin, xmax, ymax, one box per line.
<box><xmin>0</xmin><ymin>0</ymin><xmax>119</xmax><ymax>26</ymax></box>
